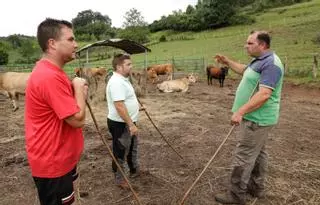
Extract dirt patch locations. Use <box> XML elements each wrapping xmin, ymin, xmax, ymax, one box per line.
<box><xmin>0</xmin><ymin>78</ymin><xmax>319</xmax><ymax>205</ymax></box>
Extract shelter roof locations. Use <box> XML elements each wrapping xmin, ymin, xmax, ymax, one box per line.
<box><xmin>76</xmin><ymin>38</ymin><xmax>151</xmax><ymax>55</ymax></box>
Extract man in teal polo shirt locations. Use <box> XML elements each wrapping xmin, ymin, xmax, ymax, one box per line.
<box><xmin>214</xmin><ymin>31</ymin><xmax>284</xmax><ymax>204</ymax></box>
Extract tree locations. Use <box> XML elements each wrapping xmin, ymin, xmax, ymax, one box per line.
<box><xmin>72</xmin><ymin>10</ymin><xmax>113</xmax><ymax>40</ymax></box>
<box><xmin>195</xmin><ymin>0</ymin><xmax>236</xmax><ymax>29</ymax></box>
<box><xmin>7</xmin><ymin>35</ymin><xmax>22</xmax><ymax>48</ymax></box>
<box><xmin>72</xmin><ymin>10</ymin><xmax>111</xmax><ymax>27</ymax></box>
<box><xmin>118</xmin><ymin>27</ymin><xmax>150</xmax><ymax>44</ymax></box>
<box><xmin>119</xmin><ymin>8</ymin><xmax>150</xmax><ymax>43</ymax></box>
<box><xmin>18</xmin><ymin>40</ymin><xmax>39</xmax><ymax>63</ymax></box>
<box><xmin>186</xmin><ymin>5</ymin><xmax>195</xmax><ymax>14</ymax></box>
<box><xmin>122</xmin><ymin>8</ymin><xmax>147</xmax><ymax>28</ymax></box>
<box><xmin>0</xmin><ymin>49</ymin><xmax>9</xmax><ymax>65</ymax></box>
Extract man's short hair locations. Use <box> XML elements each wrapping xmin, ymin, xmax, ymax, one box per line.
<box><xmin>251</xmin><ymin>30</ymin><xmax>271</xmax><ymax>48</ymax></box>
<box><xmin>37</xmin><ymin>18</ymin><xmax>73</xmax><ymax>52</ymax></box>
<box><xmin>112</xmin><ymin>53</ymin><xmax>131</xmax><ymax>70</ymax></box>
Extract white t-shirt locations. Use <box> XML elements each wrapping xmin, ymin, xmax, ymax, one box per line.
<box><xmin>106</xmin><ymin>72</ymin><xmax>139</xmax><ymax>122</ymax></box>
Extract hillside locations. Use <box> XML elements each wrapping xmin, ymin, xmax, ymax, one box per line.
<box><xmin>2</xmin><ymin>0</ymin><xmax>320</xmax><ymax>85</ymax></box>
<box><xmin>74</xmin><ymin>0</ymin><xmax>320</xmax><ymax>85</ymax></box>
<box><xmin>132</xmin><ymin>0</ymin><xmax>320</xmax><ymax>80</ymax></box>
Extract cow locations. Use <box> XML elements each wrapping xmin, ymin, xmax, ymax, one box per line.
<box><xmin>0</xmin><ymin>72</ymin><xmax>30</xmax><ymax>111</ymax></box>
<box><xmin>74</xmin><ymin>67</ymin><xmax>107</xmax><ymax>79</ymax></box>
<box><xmin>131</xmin><ymin>71</ymin><xmax>143</xmax><ymax>85</ymax></box>
<box><xmin>74</xmin><ymin>67</ymin><xmax>108</xmax><ymax>100</ymax></box>
<box><xmin>157</xmin><ymin>73</ymin><xmax>196</xmax><ymax>93</ymax></box>
<box><xmin>147</xmin><ymin>64</ymin><xmax>173</xmax><ymax>83</ymax></box>
<box><xmin>206</xmin><ymin>65</ymin><xmax>229</xmax><ymax>87</ymax></box>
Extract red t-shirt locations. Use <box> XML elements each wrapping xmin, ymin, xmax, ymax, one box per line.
<box><xmin>25</xmin><ymin>59</ymin><xmax>84</xmax><ymax>178</ymax></box>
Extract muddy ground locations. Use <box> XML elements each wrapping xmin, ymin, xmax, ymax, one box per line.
<box><xmin>0</xmin><ymin>77</ymin><xmax>319</xmax><ymax>205</ymax></box>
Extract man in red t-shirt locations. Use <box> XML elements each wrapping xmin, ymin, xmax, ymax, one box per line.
<box><xmin>25</xmin><ymin>18</ymin><xmax>88</xmax><ymax>205</ymax></box>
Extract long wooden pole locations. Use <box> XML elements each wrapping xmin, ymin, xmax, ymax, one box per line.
<box><xmin>179</xmin><ymin>125</ymin><xmax>236</xmax><ymax>204</ymax></box>
<box><xmin>86</xmin><ymin>101</ymin><xmax>143</xmax><ymax>205</ymax></box>
<box><xmin>137</xmin><ymin>98</ymin><xmax>183</xmax><ymax>159</ymax></box>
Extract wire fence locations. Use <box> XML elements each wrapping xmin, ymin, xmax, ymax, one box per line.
<box><xmin>0</xmin><ymin>54</ymin><xmax>319</xmax><ymax>79</ymax></box>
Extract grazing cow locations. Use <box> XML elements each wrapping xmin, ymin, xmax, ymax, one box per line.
<box><xmin>157</xmin><ymin>73</ymin><xmax>196</xmax><ymax>93</ymax></box>
<box><xmin>0</xmin><ymin>72</ymin><xmax>30</xmax><ymax>111</ymax></box>
<box><xmin>206</xmin><ymin>65</ymin><xmax>229</xmax><ymax>87</ymax></box>
<box><xmin>147</xmin><ymin>63</ymin><xmax>173</xmax><ymax>83</ymax></box>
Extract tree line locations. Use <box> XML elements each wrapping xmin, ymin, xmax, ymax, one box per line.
<box><xmin>0</xmin><ymin>0</ymin><xmax>310</xmax><ymax>65</ymax></box>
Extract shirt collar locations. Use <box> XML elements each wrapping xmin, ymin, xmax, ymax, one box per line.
<box><xmin>256</xmin><ymin>51</ymin><xmax>273</xmax><ymax>60</ymax></box>
<box><xmin>113</xmin><ymin>72</ymin><xmax>129</xmax><ymax>81</ymax></box>
<box><xmin>248</xmin><ymin>51</ymin><xmax>273</xmax><ymax>66</ymax></box>
<box><xmin>38</xmin><ymin>59</ymin><xmax>64</xmax><ymax>73</ymax></box>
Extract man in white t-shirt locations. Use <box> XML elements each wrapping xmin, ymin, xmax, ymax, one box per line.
<box><xmin>106</xmin><ymin>53</ymin><xmax>141</xmax><ymax>189</ymax></box>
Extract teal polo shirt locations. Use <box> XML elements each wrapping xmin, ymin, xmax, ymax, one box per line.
<box><xmin>232</xmin><ymin>51</ymin><xmax>284</xmax><ymax>126</ymax></box>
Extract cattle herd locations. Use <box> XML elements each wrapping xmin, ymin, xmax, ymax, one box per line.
<box><xmin>0</xmin><ymin>63</ymin><xmax>229</xmax><ymax>111</ymax></box>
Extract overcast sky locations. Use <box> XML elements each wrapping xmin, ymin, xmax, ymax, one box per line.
<box><xmin>0</xmin><ymin>0</ymin><xmax>198</xmax><ymax>37</ymax></box>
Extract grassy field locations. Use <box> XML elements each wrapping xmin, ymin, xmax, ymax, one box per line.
<box><xmin>139</xmin><ymin>0</ymin><xmax>320</xmax><ymax>82</ymax></box>
<box><xmin>77</xmin><ymin>0</ymin><xmax>320</xmax><ymax>84</ymax></box>
<box><xmin>4</xmin><ymin>0</ymin><xmax>320</xmax><ymax>85</ymax></box>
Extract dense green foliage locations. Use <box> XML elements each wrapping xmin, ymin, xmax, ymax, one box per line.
<box><xmin>0</xmin><ymin>34</ymin><xmax>40</xmax><ymax>64</ymax></box>
<box><xmin>149</xmin><ymin>0</ymin><xmax>311</xmax><ymax>32</ymax></box>
<box><xmin>118</xmin><ymin>8</ymin><xmax>150</xmax><ymax>43</ymax></box>
<box><xmin>72</xmin><ymin>9</ymin><xmax>116</xmax><ymax>41</ymax></box>
<box><xmin>149</xmin><ymin>0</ymin><xmax>242</xmax><ymax>32</ymax></box>
<box><xmin>0</xmin><ymin>49</ymin><xmax>9</xmax><ymax>65</ymax></box>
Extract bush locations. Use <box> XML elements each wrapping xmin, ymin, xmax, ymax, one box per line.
<box><xmin>159</xmin><ymin>35</ymin><xmax>167</xmax><ymax>42</ymax></box>
<box><xmin>0</xmin><ymin>49</ymin><xmax>9</xmax><ymax>65</ymax></box>
<box><xmin>14</xmin><ymin>56</ymin><xmax>39</xmax><ymax>64</ymax></box>
<box><xmin>118</xmin><ymin>26</ymin><xmax>150</xmax><ymax>44</ymax></box>
<box><xmin>312</xmin><ymin>33</ymin><xmax>320</xmax><ymax>45</ymax></box>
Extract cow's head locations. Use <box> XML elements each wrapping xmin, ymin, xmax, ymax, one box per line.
<box><xmin>147</xmin><ymin>68</ymin><xmax>157</xmax><ymax>79</ymax></box>
<box><xmin>221</xmin><ymin>67</ymin><xmax>229</xmax><ymax>76</ymax></box>
<box><xmin>96</xmin><ymin>68</ymin><xmax>107</xmax><ymax>76</ymax></box>
<box><xmin>187</xmin><ymin>73</ymin><xmax>196</xmax><ymax>84</ymax></box>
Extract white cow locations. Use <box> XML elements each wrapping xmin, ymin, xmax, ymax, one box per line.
<box><xmin>156</xmin><ymin>73</ymin><xmax>196</xmax><ymax>93</ymax></box>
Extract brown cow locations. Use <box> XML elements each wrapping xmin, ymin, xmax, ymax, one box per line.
<box><xmin>147</xmin><ymin>64</ymin><xmax>173</xmax><ymax>83</ymax></box>
<box><xmin>74</xmin><ymin>67</ymin><xmax>107</xmax><ymax>98</ymax></box>
<box><xmin>157</xmin><ymin>73</ymin><xmax>196</xmax><ymax>93</ymax></box>
<box><xmin>74</xmin><ymin>67</ymin><xmax>107</xmax><ymax>78</ymax></box>
<box><xmin>206</xmin><ymin>65</ymin><xmax>229</xmax><ymax>87</ymax></box>
<box><xmin>0</xmin><ymin>72</ymin><xmax>30</xmax><ymax>111</ymax></box>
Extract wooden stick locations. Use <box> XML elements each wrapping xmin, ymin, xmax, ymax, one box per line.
<box><xmin>137</xmin><ymin>98</ymin><xmax>183</xmax><ymax>159</ymax></box>
<box><xmin>250</xmin><ymin>198</ymin><xmax>258</xmax><ymax>205</ymax></box>
<box><xmin>86</xmin><ymin>101</ymin><xmax>143</xmax><ymax>205</ymax></box>
<box><xmin>179</xmin><ymin>125</ymin><xmax>236</xmax><ymax>204</ymax></box>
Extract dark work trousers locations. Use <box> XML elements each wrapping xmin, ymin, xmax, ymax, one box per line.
<box><xmin>230</xmin><ymin>119</ymin><xmax>274</xmax><ymax>200</ymax></box>
<box><xmin>107</xmin><ymin>118</ymin><xmax>138</xmax><ymax>181</ymax></box>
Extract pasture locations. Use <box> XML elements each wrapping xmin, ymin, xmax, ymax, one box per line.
<box><xmin>0</xmin><ymin>77</ymin><xmax>319</xmax><ymax>205</ymax></box>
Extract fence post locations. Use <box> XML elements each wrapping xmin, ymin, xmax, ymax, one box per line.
<box><xmin>313</xmin><ymin>55</ymin><xmax>318</xmax><ymax>78</ymax></box>
<box><xmin>203</xmin><ymin>56</ymin><xmax>206</xmax><ymax>74</ymax></box>
<box><xmin>172</xmin><ymin>56</ymin><xmax>175</xmax><ymax>79</ymax></box>
<box><xmin>284</xmin><ymin>56</ymin><xmax>288</xmax><ymax>74</ymax></box>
